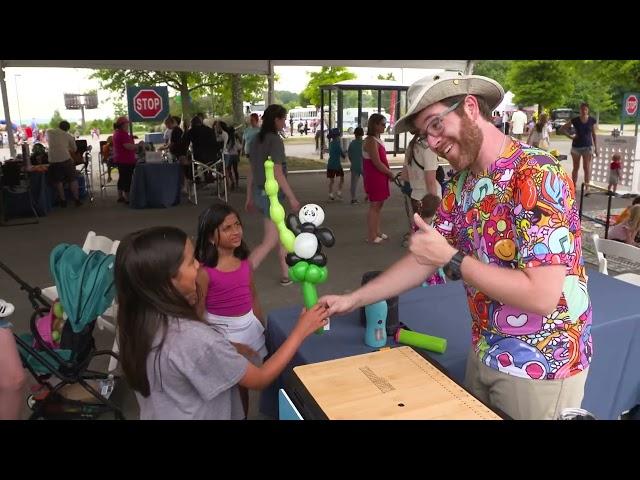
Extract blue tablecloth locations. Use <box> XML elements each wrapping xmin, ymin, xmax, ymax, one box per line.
<box><xmin>129</xmin><ymin>162</ymin><xmax>181</xmax><ymax>209</ymax></box>
<box><xmin>4</xmin><ymin>171</ymin><xmax>87</xmax><ymax>218</ymax></box>
<box><xmin>260</xmin><ymin>269</ymin><xmax>640</xmax><ymax>420</ymax></box>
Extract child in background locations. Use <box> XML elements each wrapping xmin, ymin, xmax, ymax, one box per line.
<box><xmin>225</xmin><ymin>130</ymin><xmax>242</xmax><ymax>191</ymax></box>
<box><xmin>418</xmin><ymin>193</ymin><xmax>441</xmax><ymax>229</ymax></box>
<box><xmin>327</xmin><ymin>128</ymin><xmax>345</xmax><ymax>200</ymax></box>
<box><xmin>101</xmin><ymin>136</ymin><xmax>114</xmax><ymax>182</ymax></box>
<box><xmin>347</xmin><ymin>127</ymin><xmax>364</xmax><ymax>204</ymax></box>
<box><xmin>608</xmin><ymin>205</ymin><xmax>640</xmax><ymax>246</ymax></box>
<box><xmin>417</xmin><ymin>193</ymin><xmax>447</xmax><ymax>286</ymax></box>
<box><xmin>608</xmin><ymin>153</ymin><xmax>622</xmax><ymax>194</ymax></box>
<box><xmin>115</xmin><ymin>225</ymin><xmax>328</xmax><ymax>420</ymax></box>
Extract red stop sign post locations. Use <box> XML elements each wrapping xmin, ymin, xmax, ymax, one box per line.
<box><xmin>625</xmin><ymin>95</ymin><xmax>638</xmax><ymax>116</ymax></box>
<box><xmin>133</xmin><ymin>90</ymin><xmax>163</xmax><ymax>119</ymax></box>
<box><xmin>621</xmin><ymin>92</ymin><xmax>640</xmax><ymax>136</ymax></box>
<box><xmin>126</xmin><ymin>86</ymin><xmax>170</xmax><ymax>137</ymax></box>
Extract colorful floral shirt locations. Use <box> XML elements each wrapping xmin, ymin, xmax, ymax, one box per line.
<box><xmin>433</xmin><ymin>141</ymin><xmax>592</xmax><ymax>380</ymax></box>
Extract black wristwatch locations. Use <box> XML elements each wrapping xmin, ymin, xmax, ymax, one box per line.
<box><xmin>443</xmin><ymin>250</ymin><xmax>466</xmax><ymax>281</ymax></box>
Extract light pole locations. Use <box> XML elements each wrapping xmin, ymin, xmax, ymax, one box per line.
<box><xmin>14</xmin><ymin>74</ymin><xmax>22</xmax><ymax>127</ymax></box>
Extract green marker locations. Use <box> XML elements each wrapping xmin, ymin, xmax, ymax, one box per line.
<box><xmin>394</xmin><ymin>328</ymin><xmax>447</xmax><ymax>354</ymax></box>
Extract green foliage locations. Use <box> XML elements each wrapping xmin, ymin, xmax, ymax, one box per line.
<box><xmin>302</xmin><ymin>67</ymin><xmax>356</xmax><ymax>107</ymax></box>
<box><xmin>377</xmin><ymin>72</ymin><xmax>396</xmax><ymax>81</ymax></box>
<box><xmin>562</xmin><ymin>61</ymin><xmax>616</xmax><ymax>118</ymax></box>
<box><xmin>507</xmin><ymin>61</ymin><xmax>572</xmax><ymax>112</ymax></box>
<box><xmin>472</xmin><ymin>61</ymin><xmax>512</xmax><ymax>89</ymax></box>
<box><xmin>275</xmin><ymin>90</ymin><xmax>301</xmax><ymax>106</ymax></box>
<box><xmin>90</xmin><ymin>69</ymin><xmax>266</xmax><ymax>124</ymax></box>
<box><xmin>49</xmin><ymin>110</ymin><xmax>64</xmax><ymax>129</ymax></box>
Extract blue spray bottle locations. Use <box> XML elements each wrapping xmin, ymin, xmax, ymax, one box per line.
<box><xmin>364</xmin><ymin>301</ymin><xmax>388</xmax><ymax>348</ymax></box>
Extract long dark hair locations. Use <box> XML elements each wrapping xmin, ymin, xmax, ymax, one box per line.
<box><xmin>366</xmin><ymin>113</ymin><xmax>386</xmax><ymax>136</ymax></box>
<box><xmin>259</xmin><ymin>104</ymin><xmax>287</xmax><ymax>142</ymax></box>
<box><xmin>195</xmin><ymin>201</ymin><xmax>250</xmax><ymax>268</ymax></box>
<box><xmin>115</xmin><ymin>226</ymin><xmax>203</xmax><ymax>397</ymax></box>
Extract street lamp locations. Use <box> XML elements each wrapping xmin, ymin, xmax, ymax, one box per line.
<box><xmin>14</xmin><ymin>74</ymin><xmax>22</xmax><ymax>127</ymax></box>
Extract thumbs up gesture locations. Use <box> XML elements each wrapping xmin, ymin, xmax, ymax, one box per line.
<box><xmin>409</xmin><ymin>213</ymin><xmax>458</xmax><ymax>267</ymax></box>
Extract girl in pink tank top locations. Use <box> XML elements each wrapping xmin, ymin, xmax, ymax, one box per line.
<box><xmin>195</xmin><ymin>202</ymin><xmax>267</xmax><ymax>414</ymax></box>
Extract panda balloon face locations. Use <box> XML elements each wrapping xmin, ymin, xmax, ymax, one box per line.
<box><xmin>299</xmin><ymin>204</ymin><xmax>325</xmax><ymax>227</ymax></box>
<box><xmin>285</xmin><ymin>204</ymin><xmax>335</xmax><ymax>268</ymax></box>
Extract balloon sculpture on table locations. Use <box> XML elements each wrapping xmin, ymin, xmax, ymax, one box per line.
<box><xmin>264</xmin><ymin>158</ymin><xmax>335</xmax><ymax>333</ymax></box>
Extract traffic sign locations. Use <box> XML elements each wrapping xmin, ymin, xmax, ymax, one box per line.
<box><xmin>622</xmin><ymin>92</ymin><xmax>640</xmax><ymax>119</ymax></box>
<box><xmin>126</xmin><ymin>86</ymin><xmax>169</xmax><ymax>123</ymax></box>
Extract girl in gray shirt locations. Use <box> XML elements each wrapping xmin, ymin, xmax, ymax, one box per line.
<box><xmin>114</xmin><ymin>226</ymin><xmax>328</xmax><ymax>419</ymax></box>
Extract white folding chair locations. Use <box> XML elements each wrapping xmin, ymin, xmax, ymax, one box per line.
<box><xmin>190</xmin><ymin>158</ymin><xmax>228</xmax><ymax>205</ymax></box>
<box><xmin>42</xmin><ymin>231</ymin><xmax>121</xmax><ymax>371</ymax></box>
<box><xmin>592</xmin><ymin>233</ymin><xmax>640</xmax><ymax>286</ymax></box>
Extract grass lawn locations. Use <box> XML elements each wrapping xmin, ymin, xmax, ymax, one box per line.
<box><xmin>283</xmin><ymin>136</ymin><xmax>315</xmax><ymax>145</ymax></box>
<box><xmin>237</xmin><ymin>156</ymin><xmax>325</xmax><ymax>175</ymax></box>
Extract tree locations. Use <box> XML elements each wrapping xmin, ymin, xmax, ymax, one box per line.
<box><xmin>563</xmin><ymin>61</ymin><xmax>617</xmax><ymax>124</ymax></box>
<box><xmin>506</xmin><ymin>61</ymin><xmax>573</xmax><ymax>114</ymax></box>
<box><xmin>302</xmin><ymin>67</ymin><xmax>356</xmax><ymax>107</ymax></box>
<box><xmin>472</xmin><ymin>61</ymin><xmax>513</xmax><ymax>90</ymax></box>
<box><xmin>91</xmin><ymin>69</ymin><xmax>266</xmax><ymax>128</ymax></box>
<box><xmin>377</xmin><ymin>73</ymin><xmax>396</xmax><ymax>81</ymax></box>
<box><xmin>597</xmin><ymin>60</ymin><xmax>640</xmax><ymax>123</ymax></box>
<box><xmin>49</xmin><ymin>109</ymin><xmax>64</xmax><ymax>129</ymax></box>
<box><xmin>274</xmin><ymin>90</ymin><xmax>300</xmax><ymax>108</ymax></box>
<box><xmin>211</xmin><ymin>74</ymin><xmax>267</xmax><ymax>125</ymax></box>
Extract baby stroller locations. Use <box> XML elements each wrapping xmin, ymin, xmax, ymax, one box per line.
<box><xmin>0</xmin><ymin>244</ymin><xmax>124</xmax><ymax>420</ymax></box>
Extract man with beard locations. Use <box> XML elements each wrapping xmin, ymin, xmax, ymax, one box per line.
<box><xmin>319</xmin><ymin>72</ymin><xmax>592</xmax><ymax>420</ymax></box>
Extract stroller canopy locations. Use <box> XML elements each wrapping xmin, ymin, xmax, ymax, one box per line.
<box><xmin>50</xmin><ymin>244</ymin><xmax>116</xmax><ymax>333</ymax></box>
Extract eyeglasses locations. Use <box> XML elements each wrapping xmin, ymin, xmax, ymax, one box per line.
<box><xmin>416</xmin><ymin>99</ymin><xmax>462</xmax><ymax>147</ymax></box>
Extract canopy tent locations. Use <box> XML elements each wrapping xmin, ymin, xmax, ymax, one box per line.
<box><xmin>0</xmin><ymin>59</ymin><xmax>474</xmax><ymax>157</ymax></box>
<box><xmin>1</xmin><ymin>59</ymin><xmax>472</xmax><ymax>74</ymax></box>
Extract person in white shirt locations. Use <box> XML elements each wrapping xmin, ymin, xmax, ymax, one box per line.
<box><xmin>527</xmin><ymin>113</ymin><xmax>553</xmax><ymax>150</ymax></box>
<box><xmin>509</xmin><ymin>107</ymin><xmax>528</xmax><ymax>139</ymax></box>
<box><xmin>45</xmin><ymin>120</ymin><xmax>82</xmax><ymax>207</ymax></box>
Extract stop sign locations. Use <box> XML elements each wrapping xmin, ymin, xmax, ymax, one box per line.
<box><xmin>133</xmin><ymin>89</ymin><xmax>163</xmax><ymax>119</ymax></box>
<box><xmin>625</xmin><ymin>94</ymin><xmax>638</xmax><ymax>116</ymax></box>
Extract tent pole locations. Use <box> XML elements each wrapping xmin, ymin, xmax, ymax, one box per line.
<box><xmin>464</xmin><ymin>60</ymin><xmax>475</xmax><ymax>75</ymax></box>
<box><xmin>267</xmin><ymin>60</ymin><xmax>274</xmax><ymax>106</ymax></box>
<box><xmin>0</xmin><ymin>63</ymin><xmax>17</xmax><ymax>159</ymax></box>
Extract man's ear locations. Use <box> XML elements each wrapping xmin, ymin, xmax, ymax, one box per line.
<box><xmin>463</xmin><ymin>95</ymin><xmax>480</xmax><ymax>121</ymax></box>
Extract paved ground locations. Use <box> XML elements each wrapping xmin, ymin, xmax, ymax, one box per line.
<box><xmin>1</xmin><ymin>129</ymin><xmax>637</xmax><ymax>419</ymax></box>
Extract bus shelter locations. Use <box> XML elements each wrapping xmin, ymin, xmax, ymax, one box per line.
<box><xmin>319</xmin><ymin>80</ymin><xmax>409</xmax><ymax>159</ymax></box>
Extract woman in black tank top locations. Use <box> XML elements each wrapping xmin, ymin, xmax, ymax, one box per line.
<box><xmin>560</xmin><ymin>102</ymin><xmax>598</xmax><ymax>195</ymax></box>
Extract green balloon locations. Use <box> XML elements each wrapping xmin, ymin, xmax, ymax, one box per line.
<box><xmin>265</xmin><ymin>178</ymin><xmax>278</xmax><ymax>196</ymax></box>
<box><xmin>290</xmin><ymin>261</ymin><xmax>309</xmax><ymax>282</ymax></box>
<box><xmin>305</xmin><ymin>265</ymin><xmax>327</xmax><ymax>284</ymax></box>
<box><xmin>302</xmin><ymin>282</ymin><xmax>318</xmax><ymax>309</ymax></box>
<box><xmin>270</xmin><ymin>204</ymin><xmax>285</xmax><ymax>224</ymax></box>
<box><xmin>280</xmin><ymin>229</ymin><xmax>295</xmax><ymax>253</ymax></box>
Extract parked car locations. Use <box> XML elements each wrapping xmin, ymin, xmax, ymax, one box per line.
<box><xmin>551</xmin><ymin>108</ymin><xmax>577</xmax><ymax>132</ymax></box>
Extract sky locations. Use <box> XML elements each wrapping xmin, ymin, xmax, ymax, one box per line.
<box><xmin>0</xmin><ymin>66</ymin><xmax>444</xmax><ymax>124</ymax></box>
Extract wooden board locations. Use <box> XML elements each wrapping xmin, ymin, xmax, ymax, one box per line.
<box><xmin>292</xmin><ymin>346</ymin><xmax>501</xmax><ymax>420</ymax></box>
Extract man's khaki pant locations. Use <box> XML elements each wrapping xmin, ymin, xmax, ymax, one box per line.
<box><xmin>464</xmin><ymin>349</ymin><xmax>589</xmax><ymax>420</ymax></box>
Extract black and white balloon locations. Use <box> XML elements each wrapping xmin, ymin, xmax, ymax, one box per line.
<box><xmin>285</xmin><ymin>204</ymin><xmax>335</xmax><ymax>267</ymax></box>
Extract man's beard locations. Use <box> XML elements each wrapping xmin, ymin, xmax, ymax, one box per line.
<box><xmin>446</xmin><ymin>114</ymin><xmax>483</xmax><ymax>171</ymax></box>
